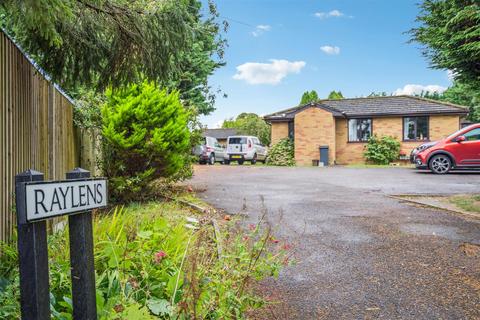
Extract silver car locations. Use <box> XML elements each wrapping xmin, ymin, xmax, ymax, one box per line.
<box><xmin>225</xmin><ymin>136</ymin><xmax>267</xmax><ymax>165</ymax></box>
<box><xmin>193</xmin><ymin>136</ymin><xmax>227</xmax><ymax>165</ymax></box>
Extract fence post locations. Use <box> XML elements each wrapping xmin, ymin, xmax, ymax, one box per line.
<box><xmin>66</xmin><ymin>168</ymin><xmax>97</xmax><ymax>320</ymax></box>
<box><xmin>15</xmin><ymin>169</ymin><xmax>50</xmax><ymax>320</ymax></box>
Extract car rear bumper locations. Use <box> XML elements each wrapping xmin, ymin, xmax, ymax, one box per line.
<box><xmin>228</xmin><ymin>154</ymin><xmax>245</xmax><ymax>161</ymax></box>
<box><xmin>198</xmin><ymin>154</ymin><xmax>210</xmax><ymax>161</ymax></box>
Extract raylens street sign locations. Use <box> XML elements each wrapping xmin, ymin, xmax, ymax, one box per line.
<box><xmin>15</xmin><ymin>168</ymin><xmax>107</xmax><ymax>320</ymax></box>
<box><xmin>25</xmin><ymin>179</ymin><xmax>107</xmax><ymax>222</ymax></box>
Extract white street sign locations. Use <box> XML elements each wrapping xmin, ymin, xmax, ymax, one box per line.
<box><xmin>25</xmin><ymin>179</ymin><xmax>107</xmax><ymax>222</ymax></box>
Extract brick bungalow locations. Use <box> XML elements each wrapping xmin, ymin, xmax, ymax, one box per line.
<box><xmin>264</xmin><ymin>95</ymin><xmax>469</xmax><ymax>165</ymax></box>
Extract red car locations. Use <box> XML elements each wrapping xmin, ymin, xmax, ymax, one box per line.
<box><xmin>411</xmin><ymin>123</ymin><xmax>480</xmax><ymax>174</ymax></box>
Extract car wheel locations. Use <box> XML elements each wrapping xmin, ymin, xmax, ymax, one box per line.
<box><xmin>238</xmin><ymin>160</ymin><xmax>244</xmax><ymax>165</ymax></box>
<box><xmin>224</xmin><ymin>159</ymin><xmax>230</xmax><ymax>165</ymax></box>
<box><xmin>251</xmin><ymin>154</ymin><xmax>257</xmax><ymax>165</ymax></box>
<box><xmin>208</xmin><ymin>154</ymin><xmax>215</xmax><ymax>165</ymax></box>
<box><xmin>199</xmin><ymin>160</ymin><xmax>206</xmax><ymax>165</ymax></box>
<box><xmin>429</xmin><ymin>154</ymin><xmax>452</xmax><ymax>174</ymax></box>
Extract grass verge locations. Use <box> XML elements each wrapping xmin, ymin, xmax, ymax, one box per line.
<box><xmin>0</xmin><ymin>196</ymin><xmax>290</xmax><ymax>319</ymax></box>
<box><xmin>449</xmin><ymin>194</ymin><xmax>480</xmax><ymax>213</ymax></box>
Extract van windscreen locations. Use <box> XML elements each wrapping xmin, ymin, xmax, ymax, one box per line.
<box><xmin>229</xmin><ymin>137</ymin><xmax>247</xmax><ymax>144</ymax></box>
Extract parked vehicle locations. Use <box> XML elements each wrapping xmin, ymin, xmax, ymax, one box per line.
<box><xmin>411</xmin><ymin>123</ymin><xmax>480</xmax><ymax>174</ymax></box>
<box><xmin>193</xmin><ymin>136</ymin><xmax>226</xmax><ymax>165</ymax></box>
<box><xmin>226</xmin><ymin>136</ymin><xmax>267</xmax><ymax>165</ymax></box>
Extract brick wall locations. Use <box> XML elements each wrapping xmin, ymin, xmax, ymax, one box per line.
<box><xmin>335</xmin><ymin>119</ymin><xmax>366</xmax><ymax>164</ymax></box>
<box><xmin>429</xmin><ymin>115</ymin><xmax>460</xmax><ymax>140</ymax></box>
<box><xmin>334</xmin><ymin>115</ymin><xmax>461</xmax><ymax>164</ymax></box>
<box><xmin>294</xmin><ymin>107</ymin><xmax>336</xmax><ymax>166</ymax></box>
<box><xmin>270</xmin><ymin>122</ymin><xmax>289</xmax><ymax>145</ymax></box>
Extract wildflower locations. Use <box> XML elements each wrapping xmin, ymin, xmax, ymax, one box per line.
<box><xmin>223</xmin><ymin>214</ymin><xmax>231</xmax><ymax>221</ymax></box>
<box><xmin>283</xmin><ymin>257</ymin><xmax>290</xmax><ymax>266</ymax></box>
<box><xmin>154</xmin><ymin>250</ymin><xmax>167</xmax><ymax>264</ymax></box>
<box><xmin>248</xmin><ymin>223</ymin><xmax>256</xmax><ymax>231</ymax></box>
<box><xmin>187</xmin><ymin>185</ymin><xmax>194</xmax><ymax>192</ymax></box>
<box><xmin>270</xmin><ymin>237</ymin><xmax>280</xmax><ymax>244</ymax></box>
<box><xmin>243</xmin><ymin>235</ymin><xmax>249</xmax><ymax>241</ymax></box>
<box><xmin>282</xmin><ymin>243</ymin><xmax>292</xmax><ymax>250</ymax></box>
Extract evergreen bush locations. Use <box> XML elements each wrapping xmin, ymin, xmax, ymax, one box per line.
<box><xmin>102</xmin><ymin>82</ymin><xmax>191</xmax><ymax>202</ymax></box>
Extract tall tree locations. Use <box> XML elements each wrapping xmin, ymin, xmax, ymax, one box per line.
<box><xmin>420</xmin><ymin>82</ymin><xmax>480</xmax><ymax>122</ymax></box>
<box><xmin>300</xmin><ymin>90</ymin><xmax>319</xmax><ymax>105</ymax></box>
<box><xmin>222</xmin><ymin>113</ymin><xmax>271</xmax><ymax>145</ymax></box>
<box><xmin>1</xmin><ymin>0</ymin><xmax>226</xmax><ymax>115</ymax></box>
<box><xmin>410</xmin><ymin>0</ymin><xmax>480</xmax><ymax>87</ymax></box>
<box><xmin>160</xmin><ymin>0</ymin><xmax>227</xmax><ymax>115</ymax></box>
<box><xmin>328</xmin><ymin>90</ymin><xmax>344</xmax><ymax>100</ymax></box>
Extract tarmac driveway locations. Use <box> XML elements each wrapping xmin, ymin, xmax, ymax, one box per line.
<box><xmin>189</xmin><ymin>166</ymin><xmax>480</xmax><ymax>319</ymax></box>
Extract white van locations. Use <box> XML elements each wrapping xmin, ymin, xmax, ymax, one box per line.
<box><xmin>226</xmin><ymin>136</ymin><xmax>267</xmax><ymax>165</ymax></box>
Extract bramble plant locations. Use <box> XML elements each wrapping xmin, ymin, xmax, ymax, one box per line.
<box><xmin>364</xmin><ymin>135</ymin><xmax>401</xmax><ymax>165</ymax></box>
<box><xmin>266</xmin><ymin>138</ymin><xmax>295</xmax><ymax>166</ymax></box>
<box><xmin>102</xmin><ymin>82</ymin><xmax>191</xmax><ymax>202</ymax></box>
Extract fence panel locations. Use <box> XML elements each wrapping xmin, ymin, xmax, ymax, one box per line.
<box><xmin>0</xmin><ymin>31</ymin><xmax>87</xmax><ymax>242</ymax></box>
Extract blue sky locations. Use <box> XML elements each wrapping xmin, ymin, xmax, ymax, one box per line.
<box><xmin>200</xmin><ymin>0</ymin><xmax>452</xmax><ymax>128</ymax></box>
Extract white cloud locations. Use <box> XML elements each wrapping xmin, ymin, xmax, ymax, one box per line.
<box><xmin>315</xmin><ymin>10</ymin><xmax>344</xmax><ymax>19</ymax></box>
<box><xmin>393</xmin><ymin>84</ymin><xmax>447</xmax><ymax>96</ymax></box>
<box><xmin>233</xmin><ymin>59</ymin><xmax>306</xmax><ymax>85</ymax></box>
<box><xmin>320</xmin><ymin>45</ymin><xmax>340</xmax><ymax>55</ymax></box>
<box><xmin>251</xmin><ymin>24</ymin><xmax>271</xmax><ymax>37</ymax></box>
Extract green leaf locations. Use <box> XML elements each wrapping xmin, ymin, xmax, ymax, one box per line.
<box><xmin>147</xmin><ymin>298</ymin><xmax>172</xmax><ymax>316</ymax></box>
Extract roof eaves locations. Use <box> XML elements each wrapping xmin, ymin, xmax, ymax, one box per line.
<box><xmin>343</xmin><ymin>110</ymin><xmax>469</xmax><ymax>118</ymax></box>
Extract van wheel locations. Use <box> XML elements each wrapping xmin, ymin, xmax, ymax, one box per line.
<box><xmin>208</xmin><ymin>154</ymin><xmax>215</xmax><ymax>165</ymax></box>
<box><xmin>224</xmin><ymin>159</ymin><xmax>230</xmax><ymax>165</ymax></box>
<box><xmin>251</xmin><ymin>154</ymin><xmax>257</xmax><ymax>165</ymax></box>
<box><xmin>429</xmin><ymin>154</ymin><xmax>451</xmax><ymax>174</ymax></box>
<box><xmin>238</xmin><ymin>160</ymin><xmax>244</xmax><ymax>165</ymax></box>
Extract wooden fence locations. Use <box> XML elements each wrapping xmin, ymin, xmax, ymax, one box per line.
<box><xmin>0</xmin><ymin>30</ymin><xmax>97</xmax><ymax>243</ymax></box>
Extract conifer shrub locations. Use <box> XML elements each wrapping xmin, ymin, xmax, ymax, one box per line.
<box><xmin>102</xmin><ymin>82</ymin><xmax>191</xmax><ymax>202</ymax></box>
<box><xmin>266</xmin><ymin>138</ymin><xmax>295</xmax><ymax>166</ymax></box>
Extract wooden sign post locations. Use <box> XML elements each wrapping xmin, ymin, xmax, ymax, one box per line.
<box><xmin>15</xmin><ymin>168</ymin><xmax>107</xmax><ymax>320</ymax></box>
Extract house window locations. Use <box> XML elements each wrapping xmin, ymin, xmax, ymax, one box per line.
<box><xmin>403</xmin><ymin>116</ymin><xmax>429</xmax><ymax>141</ymax></box>
<box><xmin>348</xmin><ymin>119</ymin><xmax>372</xmax><ymax>142</ymax></box>
<box><xmin>288</xmin><ymin>121</ymin><xmax>294</xmax><ymax>140</ymax></box>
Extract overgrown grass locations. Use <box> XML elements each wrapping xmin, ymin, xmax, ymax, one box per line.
<box><xmin>0</xmin><ymin>199</ymin><xmax>290</xmax><ymax>319</ymax></box>
<box><xmin>449</xmin><ymin>194</ymin><xmax>480</xmax><ymax>213</ymax></box>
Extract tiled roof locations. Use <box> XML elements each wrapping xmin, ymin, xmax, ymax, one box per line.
<box><xmin>203</xmin><ymin>128</ymin><xmax>238</xmax><ymax>139</ymax></box>
<box><xmin>264</xmin><ymin>95</ymin><xmax>469</xmax><ymax>121</ymax></box>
